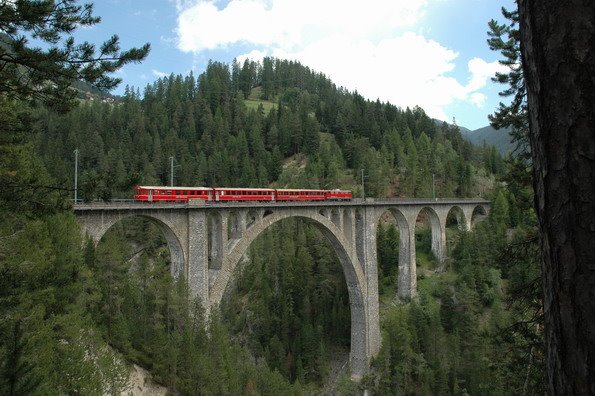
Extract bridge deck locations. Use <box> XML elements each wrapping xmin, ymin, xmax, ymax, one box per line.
<box><xmin>73</xmin><ymin>198</ymin><xmax>489</xmax><ymax>211</ymax></box>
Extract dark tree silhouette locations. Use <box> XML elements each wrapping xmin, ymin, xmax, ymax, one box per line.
<box><xmin>518</xmin><ymin>0</ymin><xmax>595</xmax><ymax>393</ymax></box>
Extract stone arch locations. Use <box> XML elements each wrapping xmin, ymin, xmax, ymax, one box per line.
<box><xmin>446</xmin><ymin>205</ymin><xmax>468</xmax><ymax>231</ymax></box>
<box><xmin>471</xmin><ymin>204</ymin><xmax>489</xmax><ymax>228</ymax></box>
<box><xmin>227</xmin><ymin>210</ymin><xmax>244</xmax><ymax>240</ymax></box>
<box><xmin>83</xmin><ymin>213</ymin><xmax>186</xmax><ymax>280</ymax></box>
<box><xmin>208</xmin><ymin>211</ymin><xmax>225</xmax><ymax>270</ymax></box>
<box><xmin>209</xmin><ymin>209</ymin><xmax>369</xmax><ymax>378</ymax></box>
<box><xmin>375</xmin><ymin>208</ymin><xmax>416</xmax><ymax>300</ymax></box>
<box><xmin>343</xmin><ymin>209</ymin><xmax>353</xmax><ymax>243</ymax></box>
<box><xmin>414</xmin><ymin>206</ymin><xmax>446</xmax><ymax>264</ymax></box>
<box><xmin>355</xmin><ymin>209</ymin><xmax>365</xmax><ymax>269</ymax></box>
<box><xmin>331</xmin><ymin>208</ymin><xmax>341</xmax><ymax>228</ymax></box>
<box><xmin>245</xmin><ymin>209</ymin><xmax>259</xmax><ymax>230</ymax></box>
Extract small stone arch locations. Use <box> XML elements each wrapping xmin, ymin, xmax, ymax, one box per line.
<box><xmin>208</xmin><ymin>211</ymin><xmax>224</xmax><ymax>270</ymax></box>
<box><xmin>246</xmin><ymin>209</ymin><xmax>259</xmax><ymax>230</ymax></box>
<box><xmin>228</xmin><ymin>210</ymin><xmax>244</xmax><ymax>240</ymax></box>
<box><xmin>331</xmin><ymin>208</ymin><xmax>341</xmax><ymax>228</ymax></box>
<box><xmin>375</xmin><ymin>208</ymin><xmax>416</xmax><ymax>300</ymax></box>
<box><xmin>343</xmin><ymin>209</ymin><xmax>353</xmax><ymax>242</ymax></box>
<box><xmin>471</xmin><ymin>204</ymin><xmax>489</xmax><ymax>228</ymax></box>
<box><xmin>446</xmin><ymin>205</ymin><xmax>468</xmax><ymax>231</ymax></box>
<box><xmin>414</xmin><ymin>206</ymin><xmax>445</xmax><ymax>264</ymax></box>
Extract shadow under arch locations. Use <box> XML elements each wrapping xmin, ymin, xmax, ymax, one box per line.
<box><xmin>92</xmin><ymin>214</ymin><xmax>185</xmax><ymax>280</ymax></box>
<box><xmin>209</xmin><ymin>210</ymin><xmax>369</xmax><ymax>378</ymax></box>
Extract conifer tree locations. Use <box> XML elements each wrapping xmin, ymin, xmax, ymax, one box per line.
<box><xmin>0</xmin><ymin>0</ymin><xmax>149</xmax><ymax>112</ymax></box>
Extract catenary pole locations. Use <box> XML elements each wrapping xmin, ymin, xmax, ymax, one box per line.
<box><xmin>170</xmin><ymin>156</ymin><xmax>174</xmax><ymax>187</ymax></box>
<box><xmin>74</xmin><ymin>148</ymin><xmax>78</xmax><ymax>203</ymax></box>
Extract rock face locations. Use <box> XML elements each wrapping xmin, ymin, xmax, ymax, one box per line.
<box><xmin>122</xmin><ymin>364</ymin><xmax>167</xmax><ymax>396</ymax></box>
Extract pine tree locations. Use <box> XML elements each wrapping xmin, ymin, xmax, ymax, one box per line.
<box><xmin>0</xmin><ymin>0</ymin><xmax>149</xmax><ymax>112</ymax></box>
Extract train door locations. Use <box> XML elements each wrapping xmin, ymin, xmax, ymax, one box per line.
<box><xmin>148</xmin><ymin>189</ymin><xmax>153</xmax><ymax>202</ymax></box>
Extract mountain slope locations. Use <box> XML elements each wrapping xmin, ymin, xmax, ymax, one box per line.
<box><xmin>461</xmin><ymin>125</ymin><xmax>514</xmax><ymax>155</ymax></box>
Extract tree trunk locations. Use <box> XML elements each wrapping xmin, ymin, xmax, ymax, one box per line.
<box><xmin>517</xmin><ymin>0</ymin><xmax>595</xmax><ymax>394</ymax></box>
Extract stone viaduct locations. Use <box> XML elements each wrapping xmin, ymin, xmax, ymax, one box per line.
<box><xmin>74</xmin><ymin>198</ymin><xmax>489</xmax><ymax>379</ymax></box>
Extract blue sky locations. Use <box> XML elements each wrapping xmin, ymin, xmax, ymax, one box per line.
<box><xmin>77</xmin><ymin>0</ymin><xmax>516</xmax><ymax>130</ymax></box>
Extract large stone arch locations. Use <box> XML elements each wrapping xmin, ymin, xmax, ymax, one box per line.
<box><xmin>77</xmin><ymin>211</ymin><xmax>186</xmax><ymax>279</ymax></box>
<box><xmin>208</xmin><ymin>208</ymin><xmax>370</xmax><ymax>379</ymax></box>
<box><xmin>374</xmin><ymin>208</ymin><xmax>417</xmax><ymax>300</ymax></box>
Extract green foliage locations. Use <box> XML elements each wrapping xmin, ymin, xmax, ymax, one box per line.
<box><xmin>27</xmin><ymin>57</ymin><xmax>501</xmax><ymax>201</ymax></box>
<box><xmin>487</xmin><ymin>7</ymin><xmax>529</xmax><ymax>162</ymax></box>
<box><xmin>0</xmin><ymin>0</ymin><xmax>149</xmax><ymax>112</ymax></box>
<box><xmin>85</xmin><ymin>217</ymin><xmax>303</xmax><ymax>395</ymax></box>
<box><xmin>0</xmin><ymin>211</ymin><xmax>129</xmax><ymax>394</ymax></box>
<box><xmin>0</xmin><ymin>15</ymin><xmax>511</xmax><ymax>392</ymax></box>
<box><xmin>368</xmin><ymin>198</ymin><xmax>545</xmax><ymax>395</ymax></box>
<box><xmin>222</xmin><ymin>219</ymin><xmax>350</xmax><ymax>387</ymax></box>
<box><xmin>377</xmin><ymin>222</ymin><xmax>399</xmax><ymax>296</ymax></box>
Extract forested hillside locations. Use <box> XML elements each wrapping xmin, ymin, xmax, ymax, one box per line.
<box><xmin>33</xmin><ymin>58</ymin><xmax>503</xmax><ymax>201</ymax></box>
<box><xmin>1</xmin><ymin>55</ymin><xmax>547</xmax><ymax>395</ymax></box>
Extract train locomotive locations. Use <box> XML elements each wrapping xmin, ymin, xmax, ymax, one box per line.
<box><xmin>133</xmin><ymin>186</ymin><xmax>352</xmax><ymax>203</ymax></box>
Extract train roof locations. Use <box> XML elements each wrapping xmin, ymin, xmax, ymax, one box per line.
<box><xmin>213</xmin><ymin>187</ymin><xmax>276</xmax><ymax>191</ymax></box>
<box><xmin>276</xmin><ymin>188</ymin><xmax>326</xmax><ymax>192</ymax></box>
<box><xmin>136</xmin><ymin>186</ymin><xmax>212</xmax><ymax>190</ymax></box>
<box><xmin>136</xmin><ymin>186</ymin><xmax>351</xmax><ymax>193</ymax></box>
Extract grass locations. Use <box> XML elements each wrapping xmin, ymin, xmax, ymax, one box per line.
<box><xmin>244</xmin><ymin>98</ymin><xmax>277</xmax><ymax>114</ymax></box>
<box><xmin>244</xmin><ymin>86</ymin><xmax>277</xmax><ymax>115</ymax></box>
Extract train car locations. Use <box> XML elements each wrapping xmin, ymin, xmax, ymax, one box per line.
<box><xmin>275</xmin><ymin>189</ymin><xmax>327</xmax><ymax>201</ymax></box>
<box><xmin>134</xmin><ymin>186</ymin><xmax>212</xmax><ymax>202</ymax></box>
<box><xmin>213</xmin><ymin>187</ymin><xmax>276</xmax><ymax>202</ymax></box>
<box><xmin>325</xmin><ymin>189</ymin><xmax>353</xmax><ymax>201</ymax></box>
<box><xmin>134</xmin><ymin>186</ymin><xmax>353</xmax><ymax>203</ymax></box>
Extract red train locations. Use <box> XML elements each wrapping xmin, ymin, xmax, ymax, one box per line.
<box><xmin>134</xmin><ymin>186</ymin><xmax>352</xmax><ymax>202</ymax></box>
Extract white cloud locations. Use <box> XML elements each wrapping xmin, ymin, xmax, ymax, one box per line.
<box><xmin>176</xmin><ymin>0</ymin><xmax>428</xmax><ymax>52</ymax></box>
<box><xmin>174</xmin><ymin>0</ymin><xmax>506</xmax><ymax>122</ymax></box>
<box><xmin>152</xmin><ymin>69</ymin><xmax>169</xmax><ymax>78</ymax></box>
<box><xmin>469</xmin><ymin>92</ymin><xmax>487</xmax><ymax>107</ymax></box>
<box><xmin>466</xmin><ymin>57</ymin><xmax>507</xmax><ymax>91</ymax></box>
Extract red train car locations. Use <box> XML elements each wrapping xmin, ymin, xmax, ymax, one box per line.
<box><xmin>275</xmin><ymin>189</ymin><xmax>326</xmax><ymax>201</ymax></box>
<box><xmin>134</xmin><ymin>186</ymin><xmax>212</xmax><ymax>202</ymax></box>
<box><xmin>134</xmin><ymin>186</ymin><xmax>353</xmax><ymax>203</ymax></box>
<box><xmin>325</xmin><ymin>189</ymin><xmax>353</xmax><ymax>200</ymax></box>
<box><xmin>213</xmin><ymin>188</ymin><xmax>276</xmax><ymax>202</ymax></box>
